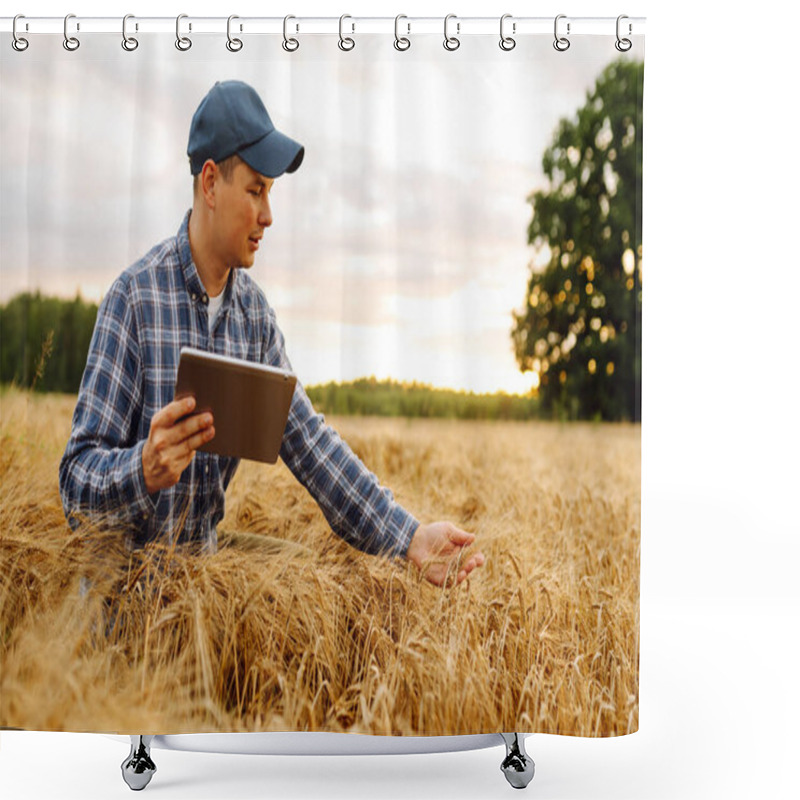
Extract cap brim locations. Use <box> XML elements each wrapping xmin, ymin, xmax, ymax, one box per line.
<box><xmin>237</xmin><ymin>129</ymin><xmax>304</xmax><ymax>179</ymax></box>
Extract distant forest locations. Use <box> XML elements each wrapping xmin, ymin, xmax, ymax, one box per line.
<box><xmin>0</xmin><ymin>292</ymin><xmax>97</xmax><ymax>394</ymax></box>
<box><xmin>0</xmin><ymin>292</ymin><xmax>539</xmax><ymax>421</ymax></box>
<box><xmin>305</xmin><ymin>378</ymin><xmax>539</xmax><ymax>421</ymax></box>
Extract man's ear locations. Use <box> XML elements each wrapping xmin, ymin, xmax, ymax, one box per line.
<box><xmin>200</xmin><ymin>159</ymin><xmax>218</xmax><ymax>209</ymax></box>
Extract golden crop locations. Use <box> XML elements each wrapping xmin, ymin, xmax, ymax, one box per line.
<box><xmin>0</xmin><ymin>388</ymin><xmax>639</xmax><ymax>737</ymax></box>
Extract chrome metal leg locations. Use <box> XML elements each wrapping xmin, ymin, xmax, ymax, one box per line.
<box><xmin>121</xmin><ymin>735</ymin><xmax>156</xmax><ymax>791</ymax></box>
<box><xmin>500</xmin><ymin>733</ymin><xmax>535</xmax><ymax>789</ymax></box>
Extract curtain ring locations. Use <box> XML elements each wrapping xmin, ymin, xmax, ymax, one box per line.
<box><xmin>338</xmin><ymin>14</ymin><xmax>355</xmax><ymax>51</ymax></box>
<box><xmin>615</xmin><ymin>15</ymin><xmax>632</xmax><ymax>52</ymax></box>
<box><xmin>283</xmin><ymin>15</ymin><xmax>299</xmax><ymax>52</ymax></box>
<box><xmin>226</xmin><ymin>15</ymin><xmax>243</xmax><ymax>52</ymax></box>
<box><xmin>499</xmin><ymin>14</ymin><xmax>516</xmax><ymax>51</ymax></box>
<box><xmin>176</xmin><ymin>14</ymin><xmax>192</xmax><ymax>51</ymax></box>
<box><xmin>122</xmin><ymin>14</ymin><xmax>139</xmax><ymax>51</ymax></box>
<box><xmin>12</xmin><ymin>15</ymin><xmax>29</xmax><ymax>52</ymax></box>
<box><xmin>443</xmin><ymin>14</ymin><xmax>460</xmax><ymax>51</ymax></box>
<box><xmin>553</xmin><ymin>14</ymin><xmax>570</xmax><ymax>52</ymax></box>
<box><xmin>394</xmin><ymin>14</ymin><xmax>410</xmax><ymax>51</ymax></box>
<box><xmin>63</xmin><ymin>13</ymin><xmax>80</xmax><ymax>51</ymax></box>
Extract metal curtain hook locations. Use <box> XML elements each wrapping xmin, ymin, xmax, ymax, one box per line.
<box><xmin>338</xmin><ymin>14</ymin><xmax>355</xmax><ymax>51</ymax></box>
<box><xmin>615</xmin><ymin>15</ymin><xmax>632</xmax><ymax>51</ymax></box>
<box><xmin>500</xmin><ymin>14</ymin><xmax>516</xmax><ymax>51</ymax></box>
<box><xmin>226</xmin><ymin>15</ymin><xmax>243</xmax><ymax>51</ymax></box>
<box><xmin>443</xmin><ymin>13</ymin><xmax>460</xmax><ymax>51</ymax></box>
<box><xmin>283</xmin><ymin>15</ymin><xmax>299</xmax><ymax>52</ymax></box>
<box><xmin>176</xmin><ymin>14</ymin><xmax>192</xmax><ymax>51</ymax></box>
<box><xmin>63</xmin><ymin>13</ymin><xmax>80</xmax><ymax>51</ymax></box>
<box><xmin>122</xmin><ymin>14</ymin><xmax>139</xmax><ymax>51</ymax></box>
<box><xmin>394</xmin><ymin>14</ymin><xmax>410</xmax><ymax>51</ymax></box>
<box><xmin>553</xmin><ymin>14</ymin><xmax>570</xmax><ymax>52</ymax></box>
<box><xmin>12</xmin><ymin>14</ymin><xmax>29</xmax><ymax>51</ymax></box>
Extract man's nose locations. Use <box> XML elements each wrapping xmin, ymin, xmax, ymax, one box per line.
<box><xmin>259</xmin><ymin>195</ymin><xmax>272</xmax><ymax>228</ymax></box>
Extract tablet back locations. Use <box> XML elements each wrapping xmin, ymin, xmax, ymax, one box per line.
<box><xmin>174</xmin><ymin>347</ymin><xmax>297</xmax><ymax>464</ymax></box>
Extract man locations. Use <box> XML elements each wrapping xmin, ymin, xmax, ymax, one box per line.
<box><xmin>59</xmin><ymin>80</ymin><xmax>484</xmax><ymax>588</ymax></box>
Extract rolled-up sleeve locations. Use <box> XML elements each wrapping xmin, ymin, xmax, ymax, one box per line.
<box><xmin>264</xmin><ymin>307</ymin><xmax>419</xmax><ymax>558</ymax></box>
<box><xmin>59</xmin><ymin>278</ymin><xmax>157</xmax><ymax>533</ymax></box>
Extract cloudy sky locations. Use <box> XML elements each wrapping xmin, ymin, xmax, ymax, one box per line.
<box><xmin>0</xmin><ymin>32</ymin><xmax>639</xmax><ymax>394</ymax></box>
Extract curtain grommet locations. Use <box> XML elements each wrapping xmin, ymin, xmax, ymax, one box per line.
<box><xmin>63</xmin><ymin>13</ymin><xmax>80</xmax><ymax>51</ymax></box>
<box><xmin>500</xmin><ymin>14</ymin><xmax>516</xmax><ymax>51</ymax></box>
<box><xmin>12</xmin><ymin>14</ymin><xmax>29</xmax><ymax>51</ymax></box>
<box><xmin>394</xmin><ymin>14</ymin><xmax>411</xmax><ymax>51</ymax></box>
<box><xmin>338</xmin><ymin>14</ymin><xmax>355</xmax><ymax>51</ymax></box>
<box><xmin>176</xmin><ymin>14</ymin><xmax>192</xmax><ymax>51</ymax></box>
<box><xmin>615</xmin><ymin>15</ymin><xmax>632</xmax><ymax>52</ymax></box>
<box><xmin>226</xmin><ymin>15</ymin><xmax>243</xmax><ymax>52</ymax></box>
<box><xmin>121</xmin><ymin>14</ymin><xmax>139</xmax><ymax>52</ymax></box>
<box><xmin>553</xmin><ymin>14</ymin><xmax>570</xmax><ymax>52</ymax></box>
<box><xmin>282</xmin><ymin>15</ymin><xmax>299</xmax><ymax>52</ymax></box>
<box><xmin>444</xmin><ymin>14</ymin><xmax>460</xmax><ymax>51</ymax></box>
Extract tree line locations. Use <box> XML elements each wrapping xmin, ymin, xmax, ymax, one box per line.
<box><xmin>305</xmin><ymin>377</ymin><xmax>540</xmax><ymax>421</ymax></box>
<box><xmin>0</xmin><ymin>292</ymin><xmax>97</xmax><ymax>394</ymax></box>
<box><xmin>0</xmin><ymin>293</ymin><xmax>539</xmax><ymax>421</ymax></box>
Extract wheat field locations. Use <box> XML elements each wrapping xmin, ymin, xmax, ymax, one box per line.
<box><xmin>0</xmin><ymin>387</ymin><xmax>639</xmax><ymax>737</ymax></box>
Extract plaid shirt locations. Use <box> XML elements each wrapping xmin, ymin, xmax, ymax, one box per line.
<box><xmin>59</xmin><ymin>211</ymin><xmax>419</xmax><ymax>558</ymax></box>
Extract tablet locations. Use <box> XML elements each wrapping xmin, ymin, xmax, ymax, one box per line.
<box><xmin>174</xmin><ymin>347</ymin><xmax>297</xmax><ymax>464</ymax></box>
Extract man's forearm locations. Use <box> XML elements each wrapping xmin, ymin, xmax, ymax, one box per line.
<box><xmin>279</xmin><ymin>392</ymin><xmax>419</xmax><ymax>557</ymax></box>
<box><xmin>59</xmin><ymin>437</ymin><xmax>156</xmax><ymax>532</ymax></box>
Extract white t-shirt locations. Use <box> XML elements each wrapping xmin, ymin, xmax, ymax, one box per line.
<box><xmin>207</xmin><ymin>292</ymin><xmax>224</xmax><ymax>329</ymax></box>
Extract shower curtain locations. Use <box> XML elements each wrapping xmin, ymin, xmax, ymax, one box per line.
<box><xmin>0</xmin><ymin>20</ymin><xmax>643</xmax><ymax>740</ymax></box>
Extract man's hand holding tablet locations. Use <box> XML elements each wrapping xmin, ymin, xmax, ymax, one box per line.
<box><xmin>143</xmin><ymin>395</ymin><xmax>215</xmax><ymax>494</ymax></box>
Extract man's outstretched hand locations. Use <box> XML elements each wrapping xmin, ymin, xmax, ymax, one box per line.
<box><xmin>406</xmin><ymin>521</ymin><xmax>486</xmax><ymax>587</ymax></box>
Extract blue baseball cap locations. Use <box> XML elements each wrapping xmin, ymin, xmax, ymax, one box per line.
<box><xmin>187</xmin><ymin>80</ymin><xmax>304</xmax><ymax>178</ymax></box>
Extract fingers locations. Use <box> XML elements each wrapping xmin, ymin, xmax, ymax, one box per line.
<box><xmin>154</xmin><ymin>401</ymin><xmax>214</xmax><ymax>450</ymax></box>
<box><xmin>455</xmin><ymin>550</ymin><xmax>486</xmax><ymax>584</ymax></box>
<box><xmin>175</xmin><ymin>411</ymin><xmax>215</xmax><ymax>447</ymax></box>
<box><xmin>154</xmin><ymin>395</ymin><xmax>197</xmax><ymax>428</ymax></box>
<box><xmin>445</xmin><ymin>523</ymin><xmax>475</xmax><ymax>547</ymax></box>
<box><xmin>409</xmin><ymin>522</ymin><xmax>486</xmax><ymax>587</ymax></box>
<box><xmin>182</xmin><ymin>422</ymin><xmax>216</xmax><ymax>454</ymax></box>
<box><xmin>142</xmin><ymin>398</ymin><xmax>215</xmax><ymax>494</ymax></box>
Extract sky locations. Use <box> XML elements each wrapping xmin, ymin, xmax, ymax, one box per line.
<box><xmin>0</xmin><ymin>31</ymin><xmax>640</xmax><ymax>394</ymax></box>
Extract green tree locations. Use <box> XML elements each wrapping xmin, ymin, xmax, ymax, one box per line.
<box><xmin>512</xmin><ymin>59</ymin><xmax>643</xmax><ymax>422</ymax></box>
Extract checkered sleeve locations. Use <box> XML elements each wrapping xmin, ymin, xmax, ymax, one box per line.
<box><xmin>264</xmin><ymin>306</ymin><xmax>419</xmax><ymax>558</ymax></box>
<box><xmin>58</xmin><ymin>276</ymin><xmax>157</xmax><ymax>533</ymax></box>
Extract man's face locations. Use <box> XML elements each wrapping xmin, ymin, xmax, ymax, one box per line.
<box><xmin>212</xmin><ymin>159</ymin><xmax>274</xmax><ymax>270</ymax></box>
